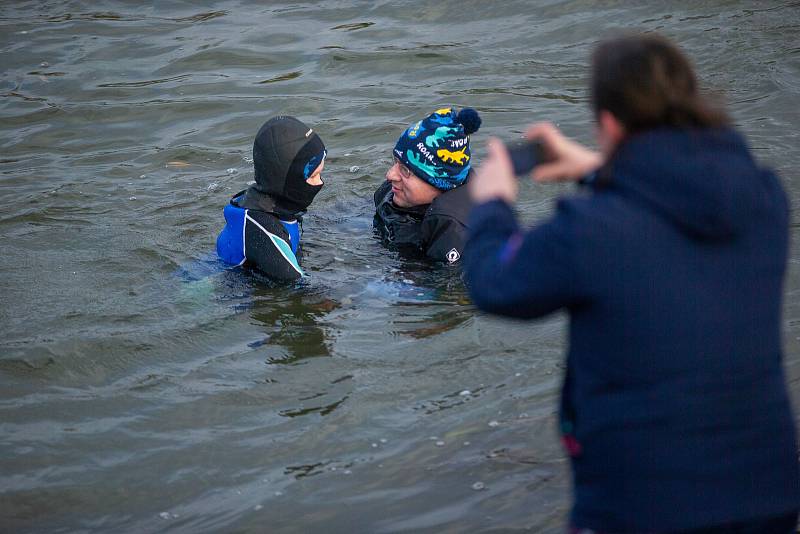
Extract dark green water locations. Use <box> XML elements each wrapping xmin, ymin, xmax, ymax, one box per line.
<box><xmin>1</xmin><ymin>1</ymin><xmax>799</xmax><ymax>532</ymax></box>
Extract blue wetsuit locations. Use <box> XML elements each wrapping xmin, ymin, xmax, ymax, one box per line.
<box><xmin>216</xmin><ymin>192</ymin><xmax>304</xmax><ymax>281</ymax></box>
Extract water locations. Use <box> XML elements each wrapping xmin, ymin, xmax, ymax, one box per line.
<box><xmin>1</xmin><ymin>1</ymin><xmax>799</xmax><ymax>532</ymax></box>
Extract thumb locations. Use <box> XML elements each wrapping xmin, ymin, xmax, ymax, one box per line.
<box><xmin>486</xmin><ymin>137</ymin><xmax>512</xmax><ymax>170</ymax></box>
<box><xmin>486</xmin><ymin>137</ymin><xmax>504</xmax><ymax>157</ymax></box>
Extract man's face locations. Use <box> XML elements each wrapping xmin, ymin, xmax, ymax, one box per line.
<box><xmin>386</xmin><ymin>159</ymin><xmax>441</xmax><ymax>208</ymax></box>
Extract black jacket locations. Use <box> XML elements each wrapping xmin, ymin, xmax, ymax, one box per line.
<box><xmin>373</xmin><ymin>180</ymin><xmax>472</xmax><ymax>264</ymax></box>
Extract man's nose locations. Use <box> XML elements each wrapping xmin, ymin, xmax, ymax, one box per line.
<box><xmin>386</xmin><ymin>164</ymin><xmax>400</xmax><ymax>182</ymax></box>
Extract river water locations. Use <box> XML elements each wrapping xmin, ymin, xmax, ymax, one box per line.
<box><xmin>1</xmin><ymin>1</ymin><xmax>799</xmax><ymax>532</ymax></box>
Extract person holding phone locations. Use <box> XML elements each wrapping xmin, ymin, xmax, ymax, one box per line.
<box><xmin>465</xmin><ymin>33</ymin><xmax>799</xmax><ymax>533</ymax></box>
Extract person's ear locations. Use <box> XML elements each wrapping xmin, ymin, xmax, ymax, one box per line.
<box><xmin>597</xmin><ymin>110</ymin><xmax>626</xmax><ymax>154</ymax></box>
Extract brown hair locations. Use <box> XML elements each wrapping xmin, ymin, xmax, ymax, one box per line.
<box><xmin>591</xmin><ymin>33</ymin><xmax>729</xmax><ymax>133</ymax></box>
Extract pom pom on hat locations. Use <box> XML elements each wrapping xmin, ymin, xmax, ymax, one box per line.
<box><xmin>456</xmin><ymin>107</ymin><xmax>482</xmax><ymax>136</ymax></box>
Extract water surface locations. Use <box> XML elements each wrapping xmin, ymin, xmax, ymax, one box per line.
<box><xmin>2</xmin><ymin>1</ymin><xmax>799</xmax><ymax>532</ymax></box>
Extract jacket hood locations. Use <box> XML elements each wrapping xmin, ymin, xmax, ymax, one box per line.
<box><xmin>603</xmin><ymin>127</ymin><xmax>784</xmax><ymax>240</ymax></box>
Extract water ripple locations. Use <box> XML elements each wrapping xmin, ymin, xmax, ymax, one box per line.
<box><xmin>97</xmin><ymin>74</ymin><xmax>192</xmax><ymax>88</ymax></box>
<box><xmin>1</xmin><ymin>1</ymin><xmax>799</xmax><ymax>532</ymax></box>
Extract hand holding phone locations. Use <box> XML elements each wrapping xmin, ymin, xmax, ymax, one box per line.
<box><xmin>506</xmin><ymin>140</ymin><xmax>547</xmax><ymax>176</ymax></box>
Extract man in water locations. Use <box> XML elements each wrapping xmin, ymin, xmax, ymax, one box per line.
<box><xmin>373</xmin><ymin>107</ymin><xmax>481</xmax><ymax>265</ymax></box>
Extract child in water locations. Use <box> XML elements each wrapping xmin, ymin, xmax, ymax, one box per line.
<box><xmin>216</xmin><ymin>116</ymin><xmax>326</xmax><ymax>280</ymax></box>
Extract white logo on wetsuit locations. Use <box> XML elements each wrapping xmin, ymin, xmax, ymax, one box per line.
<box><xmin>446</xmin><ymin>248</ymin><xmax>460</xmax><ymax>264</ymax></box>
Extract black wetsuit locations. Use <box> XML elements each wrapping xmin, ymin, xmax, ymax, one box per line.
<box><xmin>373</xmin><ymin>180</ymin><xmax>472</xmax><ymax>264</ymax></box>
<box><xmin>217</xmin><ymin>188</ymin><xmax>304</xmax><ymax>281</ymax></box>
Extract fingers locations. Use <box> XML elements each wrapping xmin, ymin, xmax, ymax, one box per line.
<box><xmin>479</xmin><ymin>138</ymin><xmax>513</xmax><ymax>182</ymax></box>
<box><xmin>526</xmin><ymin>122</ymin><xmax>564</xmax><ymax>158</ymax></box>
<box><xmin>476</xmin><ymin>125</ymin><xmax>600</xmax><ymax>186</ymax></box>
<box><xmin>524</xmin><ymin>123</ymin><xmax>603</xmax><ymax>182</ymax></box>
<box><xmin>486</xmin><ymin>137</ymin><xmax>512</xmax><ymax>167</ymax></box>
<box><xmin>525</xmin><ymin>122</ymin><xmax>559</xmax><ymax>143</ymax></box>
<box><xmin>470</xmin><ymin>137</ymin><xmax>518</xmax><ymax>204</ymax></box>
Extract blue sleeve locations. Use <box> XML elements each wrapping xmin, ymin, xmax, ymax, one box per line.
<box><xmin>217</xmin><ymin>203</ymin><xmax>246</xmax><ymax>265</ymax></box>
<box><xmin>463</xmin><ymin>199</ymin><xmax>585</xmax><ymax>319</ymax></box>
<box><xmin>280</xmin><ymin>220</ymin><xmax>301</xmax><ymax>255</ymax></box>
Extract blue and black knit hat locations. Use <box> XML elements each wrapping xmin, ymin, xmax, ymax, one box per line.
<box><xmin>393</xmin><ymin>107</ymin><xmax>482</xmax><ymax>191</ymax></box>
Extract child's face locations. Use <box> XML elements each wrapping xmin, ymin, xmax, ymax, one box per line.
<box><xmin>306</xmin><ymin>161</ymin><xmax>324</xmax><ymax>186</ymax></box>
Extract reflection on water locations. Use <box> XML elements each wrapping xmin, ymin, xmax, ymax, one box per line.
<box><xmin>1</xmin><ymin>0</ymin><xmax>799</xmax><ymax>531</ymax></box>
<box><xmin>251</xmin><ymin>292</ymin><xmax>337</xmax><ymax>364</ymax></box>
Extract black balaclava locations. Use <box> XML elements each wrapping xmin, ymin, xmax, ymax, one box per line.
<box><xmin>239</xmin><ymin>116</ymin><xmax>326</xmax><ymax>218</ymax></box>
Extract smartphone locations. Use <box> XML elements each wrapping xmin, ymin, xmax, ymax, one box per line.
<box><xmin>506</xmin><ymin>140</ymin><xmax>547</xmax><ymax>176</ymax></box>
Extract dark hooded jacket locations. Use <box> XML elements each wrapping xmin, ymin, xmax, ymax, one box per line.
<box><xmin>464</xmin><ymin>127</ymin><xmax>799</xmax><ymax>532</ymax></box>
<box><xmin>216</xmin><ymin>116</ymin><xmax>325</xmax><ymax>280</ymax></box>
<box><xmin>373</xmin><ymin>175</ymin><xmax>473</xmax><ymax>264</ymax></box>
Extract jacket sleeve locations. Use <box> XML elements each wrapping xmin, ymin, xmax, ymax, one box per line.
<box><xmin>463</xmin><ymin>199</ymin><xmax>585</xmax><ymax>319</ymax></box>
